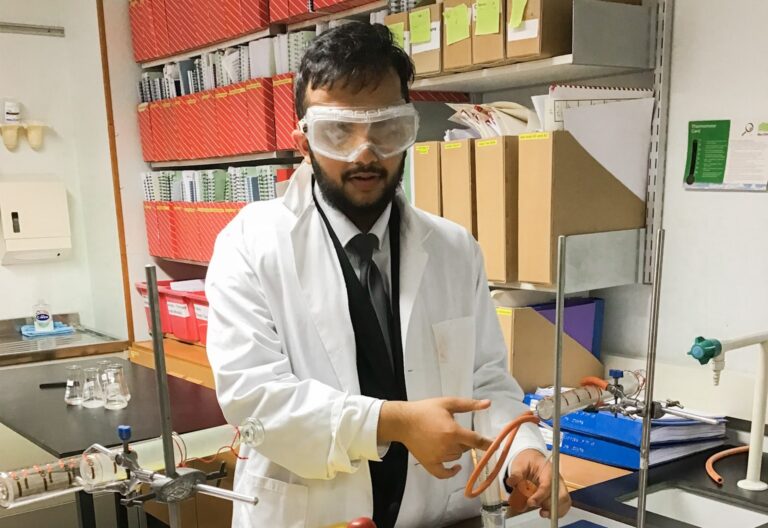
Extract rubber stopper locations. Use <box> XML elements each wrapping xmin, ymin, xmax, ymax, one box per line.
<box><xmin>507</xmin><ymin>479</ymin><xmax>538</xmax><ymax>513</ymax></box>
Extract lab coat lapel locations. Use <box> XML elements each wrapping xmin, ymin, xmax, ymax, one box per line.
<box><xmin>396</xmin><ymin>195</ymin><xmax>430</xmax><ymax>365</ymax></box>
<box><xmin>285</xmin><ymin>165</ymin><xmax>360</xmax><ymax>394</ymax></box>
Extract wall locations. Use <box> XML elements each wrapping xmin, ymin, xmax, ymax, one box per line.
<box><xmin>483</xmin><ymin>2</ymin><xmax>768</xmax><ymax>420</ymax></box>
<box><xmin>0</xmin><ymin>1</ymin><xmax>128</xmax><ymax>339</ymax></box>
<box><xmin>598</xmin><ymin>0</ymin><xmax>768</xmax><ymax>420</ymax></box>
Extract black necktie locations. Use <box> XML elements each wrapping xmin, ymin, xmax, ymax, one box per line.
<box><xmin>347</xmin><ymin>233</ymin><xmax>394</xmax><ymax>370</ymax></box>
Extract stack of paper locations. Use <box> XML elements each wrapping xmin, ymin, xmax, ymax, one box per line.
<box><xmin>249</xmin><ymin>38</ymin><xmax>276</xmax><ymax>79</ymax></box>
<box><xmin>446</xmin><ymin>102</ymin><xmax>532</xmax><ymax>138</ymax></box>
<box><xmin>533</xmin><ymin>84</ymin><xmax>654</xmax><ymax>132</ymax></box>
<box><xmin>182</xmin><ymin>170</ymin><xmax>204</xmax><ymax>202</ymax></box>
<box><xmin>370</xmin><ymin>10</ymin><xmax>388</xmax><ymax>24</ymax></box>
<box><xmin>288</xmin><ymin>31</ymin><xmax>316</xmax><ymax>72</ymax></box>
<box><xmin>200</xmin><ymin>170</ymin><xmax>227</xmax><ymax>202</ymax></box>
<box><xmin>273</xmin><ymin>34</ymin><xmax>291</xmax><ymax>75</ymax></box>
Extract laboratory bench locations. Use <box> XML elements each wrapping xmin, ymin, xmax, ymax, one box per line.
<box><xmin>0</xmin><ymin>314</ymin><xmax>128</xmax><ymax>367</ymax></box>
<box><xmin>0</xmin><ymin>357</ymin><xmax>226</xmax><ymax>528</ymax></box>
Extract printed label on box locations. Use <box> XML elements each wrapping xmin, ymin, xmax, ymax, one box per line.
<box><xmin>194</xmin><ymin>304</ymin><xmax>209</xmax><ymax>321</ymax></box>
<box><xmin>477</xmin><ymin>139</ymin><xmax>499</xmax><ymax>147</ymax></box>
<box><xmin>412</xmin><ymin>22</ymin><xmax>442</xmax><ymax>54</ymax></box>
<box><xmin>416</xmin><ymin>145</ymin><xmax>431</xmax><ymax>154</ymax></box>
<box><xmin>167</xmin><ymin>301</ymin><xmax>190</xmax><ymax>318</ymax></box>
<box><xmin>507</xmin><ymin>18</ymin><xmax>539</xmax><ymax>41</ymax></box>
<box><xmin>519</xmin><ymin>132</ymin><xmax>550</xmax><ymax>141</ymax></box>
<box><xmin>444</xmin><ymin>142</ymin><xmax>463</xmax><ymax>149</ymax></box>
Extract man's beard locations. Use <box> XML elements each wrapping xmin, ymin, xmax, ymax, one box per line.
<box><xmin>311</xmin><ymin>150</ymin><xmax>405</xmax><ymax>221</ymax></box>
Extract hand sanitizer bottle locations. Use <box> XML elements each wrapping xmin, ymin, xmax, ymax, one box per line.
<box><xmin>33</xmin><ymin>300</ymin><xmax>53</xmax><ymax>333</ymax></box>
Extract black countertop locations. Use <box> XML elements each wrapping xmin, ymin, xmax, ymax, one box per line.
<box><xmin>0</xmin><ymin>358</ymin><xmax>226</xmax><ymax>458</ymax></box>
<box><xmin>572</xmin><ymin>446</ymin><xmax>768</xmax><ymax>528</ymax></box>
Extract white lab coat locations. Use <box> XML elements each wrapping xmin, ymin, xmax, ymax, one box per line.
<box><xmin>205</xmin><ymin>164</ymin><xmax>546</xmax><ymax>528</ymax></box>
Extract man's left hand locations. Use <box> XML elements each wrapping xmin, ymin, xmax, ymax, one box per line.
<box><xmin>506</xmin><ymin>449</ymin><xmax>572</xmax><ymax>519</ymax></box>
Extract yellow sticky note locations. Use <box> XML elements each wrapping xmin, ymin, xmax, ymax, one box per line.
<box><xmin>509</xmin><ymin>0</ymin><xmax>527</xmax><ymax>28</ymax></box>
<box><xmin>409</xmin><ymin>8</ymin><xmax>431</xmax><ymax>45</ymax></box>
<box><xmin>388</xmin><ymin>22</ymin><xmax>405</xmax><ymax>49</ymax></box>
<box><xmin>444</xmin><ymin>4</ymin><xmax>470</xmax><ymax>45</ymax></box>
<box><xmin>475</xmin><ymin>0</ymin><xmax>501</xmax><ymax>35</ymax></box>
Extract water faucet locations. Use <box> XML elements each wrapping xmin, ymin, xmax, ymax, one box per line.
<box><xmin>688</xmin><ymin>331</ymin><xmax>768</xmax><ymax>491</ymax></box>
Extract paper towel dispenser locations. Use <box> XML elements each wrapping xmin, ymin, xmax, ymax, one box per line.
<box><xmin>0</xmin><ymin>181</ymin><xmax>72</xmax><ymax>265</ymax></box>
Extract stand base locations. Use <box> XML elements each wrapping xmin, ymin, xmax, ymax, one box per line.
<box><xmin>737</xmin><ymin>479</ymin><xmax>768</xmax><ymax>491</ymax></box>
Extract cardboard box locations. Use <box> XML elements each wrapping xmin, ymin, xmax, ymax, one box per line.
<box><xmin>199</xmin><ymin>92</ymin><xmax>217</xmax><ymax>158</ymax></box>
<box><xmin>227</xmin><ymin>83</ymin><xmax>252</xmax><ymax>155</ymax></box>
<box><xmin>410</xmin><ymin>4</ymin><xmax>443</xmax><ymax>76</ymax></box>
<box><xmin>472</xmin><ymin>0</ymin><xmax>506</xmax><ymax>66</ymax></box>
<box><xmin>273</xmin><ymin>74</ymin><xmax>298</xmax><ymax>151</ymax></box>
<box><xmin>270</xmin><ymin>0</ymin><xmax>291</xmax><ymax>23</ymax></box>
<box><xmin>442</xmin><ymin>0</ymin><xmax>473</xmax><ymax>72</ymax></box>
<box><xmin>214</xmin><ymin>87</ymin><xmax>236</xmax><ymax>157</ymax></box>
<box><xmin>475</xmin><ymin>136</ymin><xmax>517</xmax><ymax>283</ymax></box>
<box><xmin>506</xmin><ymin>0</ymin><xmax>572</xmax><ymax>62</ymax></box>
<box><xmin>137</xmin><ymin>103</ymin><xmax>155</xmax><ymax>161</ymax></box>
<box><xmin>496</xmin><ymin>306</ymin><xmax>604</xmax><ymax>394</ymax></box>
<box><xmin>440</xmin><ymin>139</ymin><xmax>476</xmax><ymax>236</ymax></box>
<box><xmin>183</xmin><ymin>93</ymin><xmax>204</xmax><ymax>159</ymax></box>
<box><xmin>245</xmin><ymin>78</ymin><xmax>277</xmax><ymax>152</ymax></box>
<box><xmin>150</xmin><ymin>0</ymin><xmax>172</xmax><ymax>57</ymax></box>
<box><xmin>517</xmin><ymin>131</ymin><xmax>646</xmax><ymax>285</ymax></box>
<box><xmin>241</xmin><ymin>0</ymin><xmax>270</xmax><ymax>32</ymax></box>
<box><xmin>412</xmin><ymin>142</ymin><xmax>442</xmax><ymax>216</ymax></box>
<box><xmin>385</xmin><ymin>12</ymin><xmax>411</xmax><ymax>57</ymax></box>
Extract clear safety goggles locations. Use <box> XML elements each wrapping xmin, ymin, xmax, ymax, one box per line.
<box><xmin>300</xmin><ymin>103</ymin><xmax>420</xmax><ymax>162</ymax></box>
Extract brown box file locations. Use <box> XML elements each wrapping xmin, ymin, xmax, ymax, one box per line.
<box><xmin>496</xmin><ymin>306</ymin><xmax>604</xmax><ymax>394</ymax></box>
<box><xmin>506</xmin><ymin>0</ymin><xmax>572</xmax><ymax>62</ymax></box>
<box><xmin>385</xmin><ymin>12</ymin><xmax>410</xmax><ymax>56</ymax></box>
<box><xmin>411</xmin><ymin>4</ymin><xmax>443</xmax><ymax>76</ymax></box>
<box><xmin>442</xmin><ymin>0</ymin><xmax>473</xmax><ymax>71</ymax></box>
<box><xmin>475</xmin><ymin>136</ymin><xmax>518</xmax><ymax>283</ymax></box>
<box><xmin>440</xmin><ymin>139</ymin><xmax>476</xmax><ymax>236</ymax></box>
<box><xmin>413</xmin><ymin>141</ymin><xmax>442</xmax><ymax>216</ymax></box>
<box><xmin>517</xmin><ymin>131</ymin><xmax>646</xmax><ymax>285</ymax></box>
<box><xmin>472</xmin><ymin>0</ymin><xmax>506</xmax><ymax>65</ymax></box>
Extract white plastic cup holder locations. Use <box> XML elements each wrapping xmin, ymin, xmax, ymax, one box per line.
<box><xmin>0</xmin><ymin>124</ymin><xmax>23</xmax><ymax>151</ymax></box>
<box><xmin>24</xmin><ymin>122</ymin><xmax>48</xmax><ymax>150</ymax></box>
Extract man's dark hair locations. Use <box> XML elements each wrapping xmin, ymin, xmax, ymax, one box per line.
<box><xmin>294</xmin><ymin>22</ymin><xmax>415</xmax><ymax>119</ymax></box>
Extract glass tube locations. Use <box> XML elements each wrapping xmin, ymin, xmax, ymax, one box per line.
<box><xmin>0</xmin><ymin>456</ymin><xmax>82</xmax><ymax>508</ymax></box>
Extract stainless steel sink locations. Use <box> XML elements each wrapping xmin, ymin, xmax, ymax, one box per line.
<box><xmin>624</xmin><ymin>486</ymin><xmax>768</xmax><ymax>528</ymax></box>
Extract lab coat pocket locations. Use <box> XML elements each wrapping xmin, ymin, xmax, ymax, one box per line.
<box><xmin>433</xmin><ymin>316</ymin><xmax>475</xmax><ymax>398</ymax></box>
<box><xmin>237</xmin><ymin>474</ymin><xmax>309</xmax><ymax>528</ymax></box>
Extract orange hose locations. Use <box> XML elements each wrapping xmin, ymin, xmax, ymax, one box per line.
<box><xmin>465</xmin><ymin>411</ymin><xmax>540</xmax><ymax>499</ymax></box>
<box><xmin>580</xmin><ymin>376</ymin><xmax>609</xmax><ymax>390</ymax></box>
<box><xmin>706</xmin><ymin>446</ymin><xmax>749</xmax><ymax>485</ymax></box>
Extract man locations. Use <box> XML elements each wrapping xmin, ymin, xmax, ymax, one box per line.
<box><xmin>206</xmin><ymin>22</ymin><xmax>571</xmax><ymax>528</ymax></box>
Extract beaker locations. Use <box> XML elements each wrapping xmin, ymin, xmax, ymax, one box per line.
<box><xmin>81</xmin><ymin>368</ymin><xmax>104</xmax><ymax>408</ymax></box>
<box><xmin>103</xmin><ymin>366</ymin><xmax>129</xmax><ymax>410</ymax></box>
<box><xmin>64</xmin><ymin>365</ymin><xmax>84</xmax><ymax>406</ymax></box>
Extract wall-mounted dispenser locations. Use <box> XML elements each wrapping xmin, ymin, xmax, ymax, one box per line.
<box><xmin>0</xmin><ymin>181</ymin><xmax>72</xmax><ymax>264</ymax></box>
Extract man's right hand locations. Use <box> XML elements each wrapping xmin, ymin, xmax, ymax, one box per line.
<box><xmin>378</xmin><ymin>398</ymin><xmax>493</xmax><ymax>479</ymax></box>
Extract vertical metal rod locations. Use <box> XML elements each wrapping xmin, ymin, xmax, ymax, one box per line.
<box><xmin>168</xmin><ymin>503</ymin><xmax>182</xmax><ymax>528</ymax></box>
<box><xmin>550</xmin><ymin>236</ymin><xmax>567</xmax><ymax>527</ymax></box>
<box><xmin>636</xmin><ymin>229</ymin><xmax>665</xmax><ymax>527</ymax></box>
<box><xmin>145</xmin><ymin>265</ymin><xmax>178</xmax><ymax>479</ymax></box>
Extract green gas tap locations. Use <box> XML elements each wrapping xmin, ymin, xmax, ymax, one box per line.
<box><xmin>688</xmin><ymin>336</ymin><xmax>722</xmax><ymax>365</ymax></box>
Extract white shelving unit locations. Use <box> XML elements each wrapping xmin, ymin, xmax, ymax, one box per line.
<box><xmin>412</xmin><ymin>54</ymin><xmax>649</xmax><ymax>93</ymax></box>
<box><xmin>149</xmin><ymin>151</ymin><xmax>301</xmax><ymax>169</ymax></box>
<box><xmin>490</xmin><ymin>229</ymin><xmax>645</xmax><ymax>294</ymax></box>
